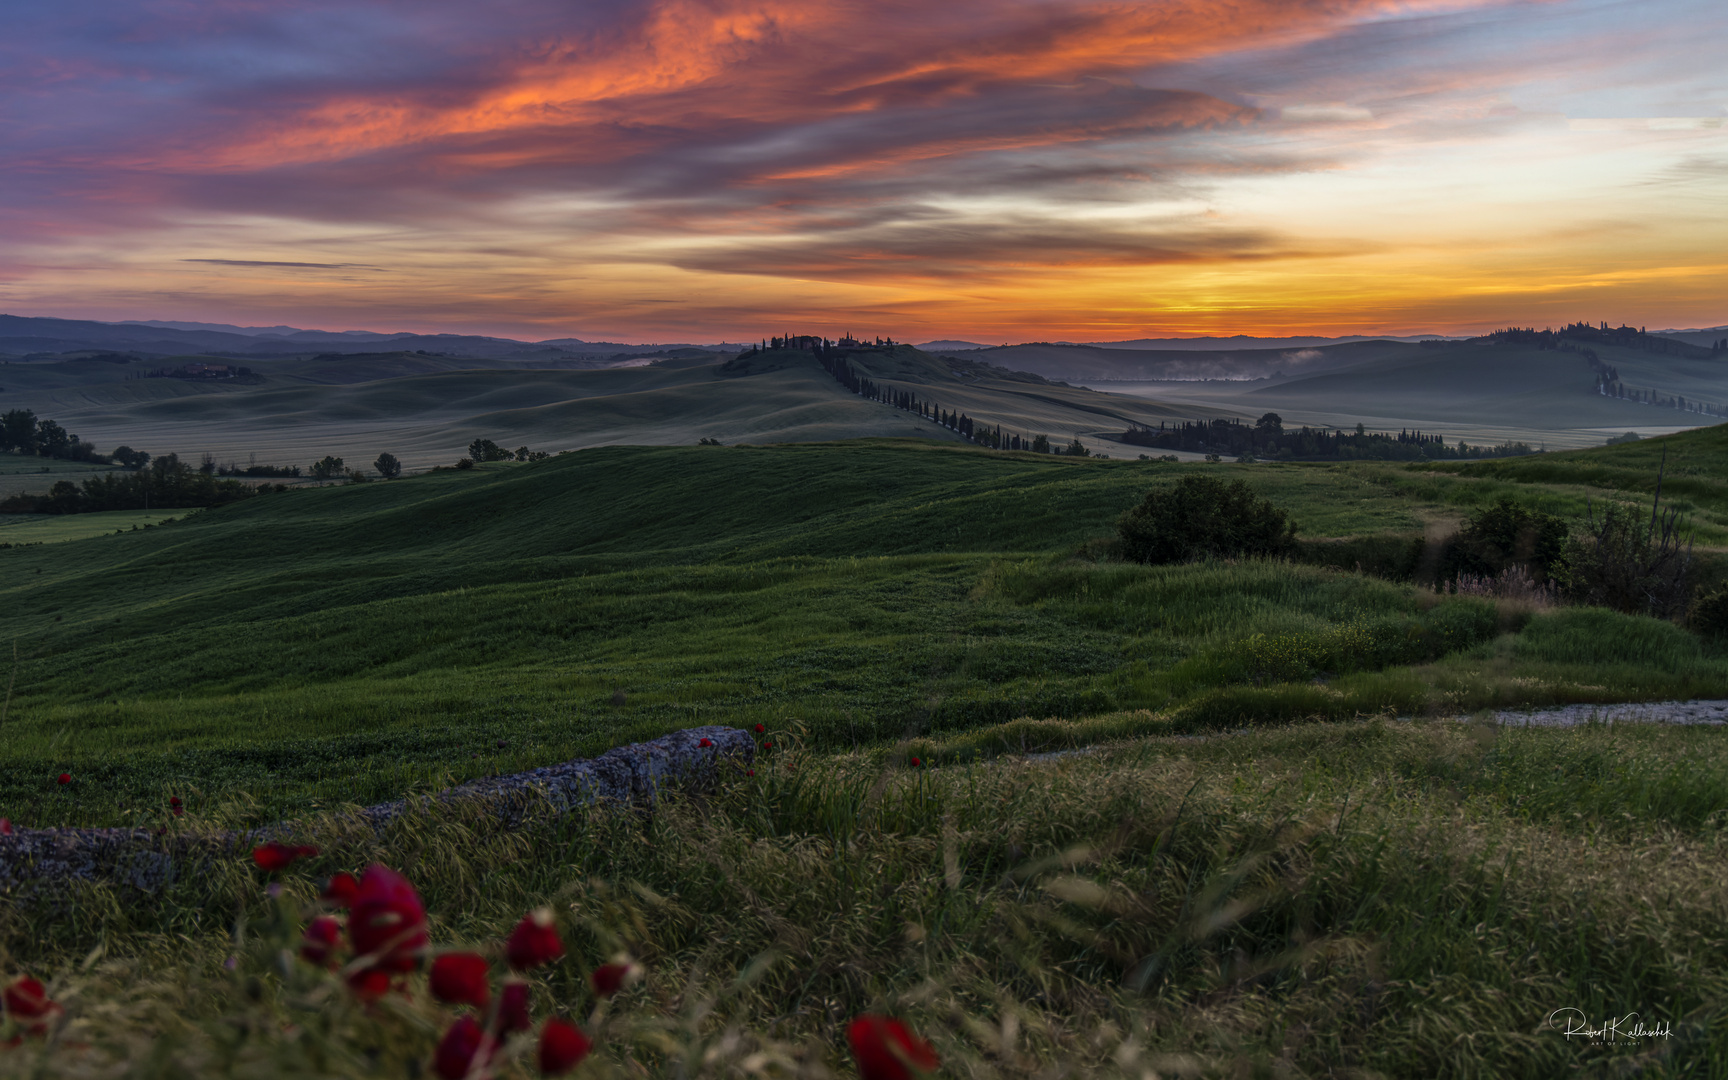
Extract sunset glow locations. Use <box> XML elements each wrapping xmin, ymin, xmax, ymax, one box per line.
<box><xmin>3</xmin><ymin>0</ymin><xmax>1724</xmax><ymax>340</ymax></box>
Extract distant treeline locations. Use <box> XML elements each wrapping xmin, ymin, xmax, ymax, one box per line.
<box><xmin>1485</xmin><ymin>322</ymin><xmax>1721</xmax><ymax>359</ymax></box>
<box><xmin>136</xmin><ymin>362</ymin><xmax>254</xmax><ymax>381</ymax></box>
<box><xmin>764</xmin><ymin>333</ymin><xmax>1088</xmax><ymax>454</ymax></box>
<box><xmin>1123</xmin><ymin>416</ymin><xmax>1535</xmax><ymax>461</ymax></box>
<box><xmin>1484</xmin><ymin>322</ymin><xmax>1728</xmax><ymax>415</ymax></box>
<box><xmin>0</xmin><ymin>453</ymin><xmax>273</xmax><ymax>515</ymax></box>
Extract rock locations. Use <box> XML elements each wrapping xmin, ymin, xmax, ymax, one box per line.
<box><xmin>0</xmin><ymin>726</ymin><xmax>754</xmax><ymax>895</ymax></box>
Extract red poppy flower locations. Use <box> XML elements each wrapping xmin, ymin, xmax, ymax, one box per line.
<box><xmin>589</xmin><ymin>962</ymin><xmax>637</xmax><ymax>998</ymax></box>
<box><xmin>698</xmin><ymin>738</ymin><xmax>713</xmax><ymax>748</ymax></box>
<box><xmin>253</xmin><ymin>842</ymin><xmax>319</xmax><ymax>872</ymax></box>
<box><xmin>746</xmin><ymin>770</ymin><xmax>755</xmax><ymax>777</ymax></box>
<box><xmin>169</xmin><ymin>796</ymin><xmax>182</xmax><ymax>808</ymax></box>
<box><xmin>322</xmin><ymin>872</ymin><xmax>360</xmax><ymax>907</ymax></box>
<box><xmin>434</xmin><ymin>1016</ymin><xmax>495</xmax><ymax>1080</ymax></box>
<box><xmin>539</xmin><ymin>1018</ymin><xmax>592</xmax><ymax>1075</ymax></box>
<box><xmin>506</xmin><ymin>909</ymin><xmax>564</xmax><ymax>970</ymax></box>
<box><xmin>497</xmin><ymin>981</ymin><xmax>528</xmax><ymax>1029</ymax></box>
<box><xmin>430</xmin><ymin>952</ymin><xmax>492</xmax><ymax>1009</ymax></box>
<box><xmin>349</xmin><ymin>864</ymin><xmax>428</xmax><ymax>973</ymax></box>
<box><xmin>0</xmin><ymin>820</ymin><xmax>11</xmax><ymax>836</ymax></box>
<box><xmin>172</xmin><ymin>806</ymin><xmax>184</xmax><ymax>817</ymax></box>
<box><xmin>762</xmin><ymin>742</ymin><xmax>773</xmax><ymax>750</ymax></box>
<box><xmin>498</xmin><ymin>980</ymin><xmax>532</xmax><ymax>1033</ymax></box>
<box><xmin>346</xmin><ymin>968</ymin><xmax>395</xmax><ymax>1001</ymax></box>
<box><xmin>910</xmin><ymin>758</ymin><xmax>921</xmax><ymax>767</ymax></box>
<box><xmin>847</xmin><ymin>1016</ymin><xmax>939</xmax><ymax>1080</ymax></box>
<box><xmin>3</xmin><ymin>977</ymin><xmax>62</xmax><ymax>1036</ymax></box>
<box><xmin>754</xmin><ymin>724</ymin><xmax>765</xmax><ymax>733</ymax></box>
<box><xmin>55</xmin><ymin>774</ymin><xmax>70</xmax><ymax>786</ymax></box>
<box><xmin>301</xmin><ymin>916</ymin><xmax>343</xmax><ymax>967</ymax></box>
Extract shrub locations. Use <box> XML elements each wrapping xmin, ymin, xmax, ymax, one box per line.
<box><xmin>1437</xmin><ymin>498</ymin><xmax>1568</xmax><ymax>584</ymax></box>
<box><xmin>1561</xmin><ymin>499</ymin><xmax>1692</xmax><ymax>619</ymax></box>
<box><xmin>1687</xmin><ymin>584</ymin><xmax>1728</xmax><ymax>640</ymax></box>
<box><xmin>1117</xmin><ymin>475</ymin><xmax>1296</xmax><ymax>565</ymax></box>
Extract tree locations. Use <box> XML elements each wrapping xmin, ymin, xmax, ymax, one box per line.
<box><xmin>1256</xmin><ymin>412</ymin><xmax>1284</xmax><ymax>435</ymax></box>
<box><xmin>1065</xmin><ymin>437</ymin><xmax>1090</xmax><ymax>457</ymax></box>
<box><xmin>467</xmin><ymin>438</ymin><xmax>512</xmax><ymax>463</ymax></box>
<box><xmin>310</xmin><ymin>455</ymin><xmax>346</xmax><ymax>479</ymax></box>
<box><xmin>111</xmin><ymin>446</ymin><xmax>150</xmax><ymax>469</ymax></box>
<box><xmin>34</xmin><ymin>419</ymin><xmax>72</xmax><ymax>458</ymax></box>
<box><xmin>1031</xmin><ymin>434</ymin><xmax>1051</xmax><ymax>454</ymax></box>
<box><xmin>1</xmin><ymin>409</ymin><xmax>37</xmax><ymax>454</ymax></box>
<box><xmin>1117</xmin><ymin>475</ymin><xmax>1297</xmax><ymax>565</ymax></box>
<box><xmin>374</xmin><ymin>452</ymin><xmax>403</xmax><ymax>480</ymax></box>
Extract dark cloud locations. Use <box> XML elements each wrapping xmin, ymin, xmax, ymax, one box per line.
<box><xmin>670</xmin><ymin>213</ymin><xmax>1343</xmax><ymax>284</ymax></box>
<box><xmin>184</xmin><ymin>258</ymin><xmax>387</xmax><ymax>270</ymax></box>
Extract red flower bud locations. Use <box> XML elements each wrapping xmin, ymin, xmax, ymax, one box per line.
<box><xmin>346</xmin><ymin>968</ymin><xmax>394</xmax><ymax>1001</ymax></box>
<box><xmin>698</xmin><ymin>738</ymin><xmax>713</xmax><ymax>748</ymax></box>
<box><xmin>169</xmin><ymin>796</ymin><xmax>182</xmax><ymax>808</ymax></box>
<box><xmin>3</xmin><ymin>977</ymin><xmax>62</xmax><ymax>1036</ymax></box>
<box><xmin>539</xmin><ymin>1018</ymin><xmax>592</xmax><ymax>1075</ymax></box>
<box><xmin>55</xmin><ymin>774</ymin><xmax>70</xmax><ymax>786</ymax></box>
<box><xmin>506</xmin><ymin>909</ymin><xmax>564</xmax><ymax>970</ymax></box>
<box><xmin>435</xmin><ymin>1016</ymin><xmax>495</xmax><ymax>1080</ymax></box>
<box><xmin>430</xmin><ymin>952</ymin><xmax>492</xmax><ymax>1010</ymax></box>
<box><xmin>589</xmin><ymin>962</ymin><xmax>637</xmax><ymax>998</ymax></box>
<box><xmin>322</xmin><ymin>872</ymin><xmax>360</xmax><ymax>907</ymax></box>
<box><xmin>300</xmin><ymin>916</ymin><xmax>343</xmax><ymax>967</ymax></box>
<box><xmin>498</xmin><ymin>980</ymin><xmax>533</xmax><ymax>1033</ymax></box>
<box><xmin>847</xmin><ymin>1016</ymin><xmax>939</xmax><ymax>1080</ymax></box>
<box><xmin>754</xmin><ymin>724</ymin><xmax>765</xmax><ymax>733</ymax></box>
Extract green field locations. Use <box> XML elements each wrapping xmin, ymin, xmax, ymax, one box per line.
<box><xmin>0</xmin><ymin>508</ymin><xmax>196</xmax><ymax>546</ymax></box>
<box><xmin>6</xmin><ymin>434</ymin><xmax>1727</xmax><ymax>830</ymax></box>
<box><xmin>4</xmin><ymin>426</ymin><xmax>1727</xmax><ymax>1077</ymax></box>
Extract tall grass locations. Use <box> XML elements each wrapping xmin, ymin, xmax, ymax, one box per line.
<box><xmin>0</xmin><ymin>720</ymin><xmax>1721</xmax><ymax>1077</ymax></box>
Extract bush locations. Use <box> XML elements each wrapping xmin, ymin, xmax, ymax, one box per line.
<box><xmin>1561</xmin><ymin>499</ymin><xmax>1692</xmax><ymax>618</ymax></box>
<box><xmin>1117</xmin><ymin>475</ymin><xmax>1296</xmax><ymax>564</ymax></box>
<box><xmin>1688</xmin><ymin>584</ymin><xmax>1728</xmax><ymax>639</ymax></box>
<box><xmin>1437</xmin><ymin>498</ymin><xmax>1568</xmax><ymax>584</ymax></box>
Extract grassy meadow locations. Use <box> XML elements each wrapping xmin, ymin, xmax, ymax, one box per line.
<box><xmin>1</xmin><ymin>430</ymin><xmax>1725</xmax><ymax>1076</ymax></box>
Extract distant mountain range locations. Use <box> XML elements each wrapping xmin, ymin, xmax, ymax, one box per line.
<box><xmin>0</xmin><ymin>314</ymin><xmax>746</xmax><ymax>361</ymax></box>
<box><xmin>3</xmin><ymin>313</ymin><xmax>1720</xmax><ymax>367</ymax></box>
<box><xmin>921</xmin><ymin>328</ymin><xmax>1728</xmax><ymax>352</ymax></box>
<box><xmin>918</xmin><ymin>334</ymin><xmax>1470</xmax><ymax>352</ymax></box>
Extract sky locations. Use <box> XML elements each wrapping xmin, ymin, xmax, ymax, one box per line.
<box><xmin>2</xmin><ymin>0</ymin><xmax>1725</xmax><ymax>343</ymax></box>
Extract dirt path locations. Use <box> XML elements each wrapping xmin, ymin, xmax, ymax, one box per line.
<box><xmin>1489</xmin><ymin>699</ymin><xmax>1728</xmax><ymax>727</ymax></box>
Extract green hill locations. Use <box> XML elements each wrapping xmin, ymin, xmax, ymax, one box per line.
<box><xmin>5</xmin><ymin>436</ymin><xmax>1726</xmax><ymax>829</ymax></box>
